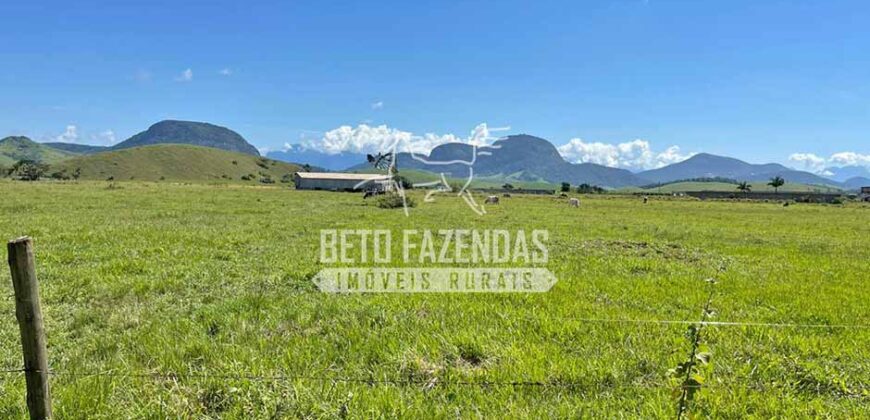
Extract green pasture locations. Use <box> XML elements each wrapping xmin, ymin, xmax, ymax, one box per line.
<box><xmin>0</xmin><ymin>181</ymin><xmax>867</xmax><ymax>418</ymax></box>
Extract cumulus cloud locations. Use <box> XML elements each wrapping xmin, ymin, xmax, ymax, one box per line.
<box><xmin>789</xmin><ymin>151</ymin><xmax>870</xmax><ymax>173</ymax></box>
<box><xmin>371</xmin><ymin>101</ymin><xmax>384</xmax><ymax>110</ymax></box>
<box><xmin>54</xmin><ymin>125</ymin><xmax>79</xmax><ymax>143</ymax></box>
<box><xmin>787</xmin><ymin>153</ymin><xmax>828</xmax><ymax>174</ymax></box>
<box><xmin>557</xmin><ymin>138</ymin><xmax>693</xmax><ymax>171</ymax></box>
<box><xmin>829</xmin><ymin>152</ymin><xmax>870</xmax><ymax>167</ymax></box>
<box><xmin>175</xmin><ymin>68</ymin><xmax>193</xmax><ymax>82</ymax></box>
<box><xmin>300</xmin><ymin>123</ymin><xmax>508</xmax><ymax>156</ymax></box>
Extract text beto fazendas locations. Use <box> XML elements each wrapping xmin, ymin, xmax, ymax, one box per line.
<box><xmin>320</xmin><ymin>229</ymin><xmax>549</xmax><ymax>265</ymax></box>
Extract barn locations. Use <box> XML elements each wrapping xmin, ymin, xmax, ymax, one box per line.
<box><xmin>293</xmin><ymin>172</ymin><xmax>392</xmax><ymax>192</ymax></box>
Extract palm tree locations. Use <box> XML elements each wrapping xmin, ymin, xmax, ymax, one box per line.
<box><xmin>736</xmin><ymin>181</ymin><xmax>751</xmax><ymax>194</ymax></box>
<box><xmin>767</xmin><ymin>176</ymin><xmax>785</xmax><ymax>194</ymax></box>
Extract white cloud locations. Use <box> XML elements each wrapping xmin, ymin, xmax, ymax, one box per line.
<box><xmin>219</xmin><ymin>68</ymin><xmax>232</xmax><ymax>76</ymax></box>
<box><xmin>557</xmin><ymin>138</ymin><xmax>693</xmax><ymax>170</ymax></box>
<box><xmin>829</xmin><ymin>152</ymin><xmax>870</xmax><ymax>167</ymax></box>
<box><xmin>371</xmin><ymin>101</ymin><xmax>384</xmax><ymax>110</ymax></box>
<box><xmin>301</xmin><ymin>123</ymin><xmax>507</xmax><ymax>156</ymax></box>
<box><xmin>91</xmin><ymin>130</ymin><xmax>116</xmax><ymax>145</ymax></box>
<box><xmin>54</xmin><ymin>125</ymin><xmax>79</xmax><ymax>143</ymax></box>
<box><xmin>175</xmin><ymin>68</ymin><xmax>193</xmax><ymax>82</ymax></box>
<box><xmin>789</xmin><ymin>151</ymin><xmax>870</xmax><ymax>173</ymax></box>
<box><xmin>787</xmin><ymin>153</ymin><xmax>827</xmax><ymax>174</ymax></box>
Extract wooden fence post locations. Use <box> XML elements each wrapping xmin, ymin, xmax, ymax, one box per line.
<box><xmin>8</xmin><ymin>237</ymin><xmax>52</xmax><ymax>420</ymax></box>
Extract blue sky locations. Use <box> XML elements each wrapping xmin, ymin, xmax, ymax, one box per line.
<box><xmin>2</xmin><ymin>0</ymin><xmax>869</xmax><ymax>172</ymax></box>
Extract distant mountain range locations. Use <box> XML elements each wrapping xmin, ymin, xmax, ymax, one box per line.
<box><xmin>636</xmin><ymin>153</ymin><xmax>839</xmax><ymax>187</ymax></box>
<box><xmin>42</xmin><ymin>142</ymin><xmax>109</xmax><ymax>154</ymax></box>
<box><xmin>824</xmin><ymin>165</ymin><xmax>870</xmax><ymax>183</ymax></box>
<box><xmin>2</xmin><ymin>120</ymin><xmax>868</xmax><ymax>190</ymax></box>
<box><xmin>380</xmin><ymin>134</ymin><xmax>645</xmax><ymax>188</ymax></box>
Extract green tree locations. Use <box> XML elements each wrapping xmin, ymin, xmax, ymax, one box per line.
<box><xmin>560</xmin><ymin>182</ymin><xmax>571</xmax><ymax>192</ymax></box>
<box><xmin>577</xmin><ymin>183</ymin><xmax>604</xmax><ymax>194</ymax></box>
<box><xmin>736</xmin><ymin>181</ymin><xmax>751</xmax><ymax>194</ymax></box>
<box><xmin>767</xmin><ymin>176</ymin><xmax>785</xmax><ymax>193</ymax></box>
<box><xmin>502</xmin><ymin>183</ymin><xmax>514</xmax><ymax>190</ymax></box>
<box><xmin>9</xmin><ymin>159</ymin><xmax>48</xmax><ymax>181</ymax></box>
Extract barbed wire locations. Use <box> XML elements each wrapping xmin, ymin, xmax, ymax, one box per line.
<box><xmin>556</xmin><ymin>317</ymin><xmax>870</xmax><ymax>329</ymax></box>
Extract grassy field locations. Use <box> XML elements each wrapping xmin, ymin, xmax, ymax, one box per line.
<box><xmin>0</xmin><ymin>180</ymin><xmax>868</xmax><ymax>418</ymax></box>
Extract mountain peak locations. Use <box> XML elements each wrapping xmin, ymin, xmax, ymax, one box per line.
<box><xmin>112</xmin><ymin>120</ymin><xmax>260</xmax><ymax>156</ymax></box>
<box><xmin>0</xmin><ymin>135</ymin><xmax>37</xmax><ymax>145</ymax></box>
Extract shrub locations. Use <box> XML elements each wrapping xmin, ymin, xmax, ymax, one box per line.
<box><xmin>561</xmin><ymin>182</ymin><xmax>571</xmax><ymax>192</ymax></box>
<box><xmin>280</xmin><ymin>173</ymin><xmax>293</xmax><ymax>183</ymax></box>
<box><xmin>50</xmin><ymin>170</ymin><xmax>70</xmax><ymax>180</ymax></box>
<box><xmin>577</xmin><ymin>183</ymin><xmax>605</xmax><ymax>194</ymax></box>
<box><xmin>376</xmin><ymin>193</ymin><xmax>415</xmax><ymax>209</ymax></box>
<box><xmin>394</xmin><ymin>175</ymin><xmax>413</xmax><ymax>189</ymax></box>
<box><xmin>259</xmin><ymin>175</ymin><xmax>275</xmax><ymax>184</ymax></box>
<box><xmin>9</xmin><ymin>160</ymin><xmax>48</xmax><ymax>181</ymax></box>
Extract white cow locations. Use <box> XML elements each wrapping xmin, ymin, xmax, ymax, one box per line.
<box><xmin>485</xmin><ymin>195</ymin><xmax>500</xmax><ymax>204</ymax></box>
<box><xmin>569</xmin><ymin>198</ymin><xmax>580</xmax><ymax>208</ymax></box>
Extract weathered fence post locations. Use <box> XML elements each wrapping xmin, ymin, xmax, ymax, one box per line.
<box><xmin>8</xmin><ymin>237</ymin><xmax>52</xmax><ymax>419</ymax></box>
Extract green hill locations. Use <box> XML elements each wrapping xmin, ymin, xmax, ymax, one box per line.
<box><xmin>50</xmin><ymin>144</ymin><xmax>300</xmax><ymax>182</ymax></box>
<box><xmin>0</xmin><ymin>136</ymin><xmax>77</xmax><ymax>166</ymax></box>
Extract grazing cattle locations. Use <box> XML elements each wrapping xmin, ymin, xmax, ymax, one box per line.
<box><xmin>559</xmin><ymin>193</ymin><xmax>568</xmax><ymax>198</ymax></box>
<box><xmin>485</xmin><ymin>195</ymin><xmax>500</xmax><ymax>204</ymax></box>
<box><xmin>569</xmin><ymin>198</ymin><xmax>580</xmax><ymax>207</ymax></box>
<box><xmin>643</xmin><ymin>195</ymin><xmax>649</xmax><ymax>204</ymax></box>
<box><xmin>503</xmin><ymin>193</ymin><xmax>512</xmax><ymax>197</ymax></box>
